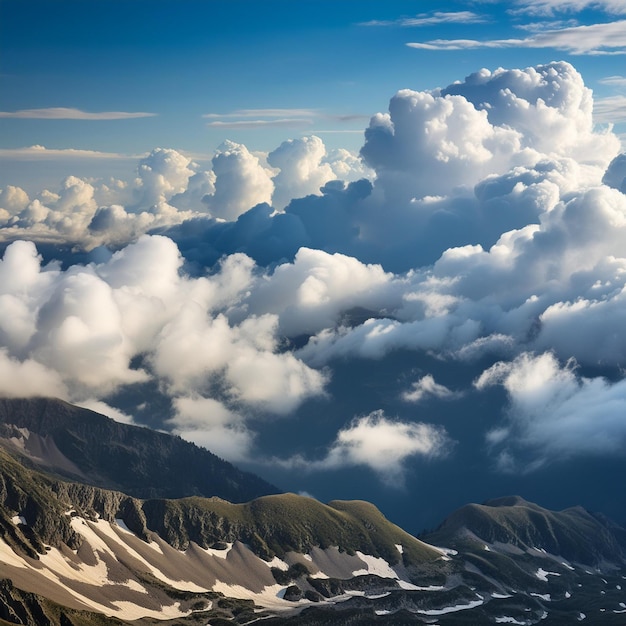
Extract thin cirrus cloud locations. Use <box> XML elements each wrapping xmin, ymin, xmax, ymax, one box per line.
<box><xmin>0</xmin><ymin>145</ymin><xmax>144</xmax><ymax>160</ymax></box>
<box><xmin>406</xmin><ymin>19</ymin><xmax>626</xmax><ymax>55</ymax></box>
<box><xmin>0</xmin><ymin>107</ymin><xmax>157</xmax><ymax>120</ymax></box>
<box><xmin>593</xmin><ymin>95</ymin><xmax>626</xmax><ymax>123</ymax></box>
<box><xmin>599</xmin><ymin>75</ymin><xmax>626</xmax><ymax>86</ymax></box>
<box><xmin>358</xmin><ymin>11</ymin><xmax>487</xmax><ymax>27</ymax></box>
<box><xmin>206</xmin><ymin>119</ymin><xmax>315</xmax><ymax>129</ymax></box>
<box><xmin>511</xmin><ymin>0</ymin><xmax>626</xmax><ymax>15</ymax></box>
<box><xmin>204</xmin><ymin>108</ymin><xmax>367</xmax><ymax>130</ymax></box>
<box><xmin>204</xmin><ymin>108</ymin><xmax>316</xmax><ymax>129</ymax></box>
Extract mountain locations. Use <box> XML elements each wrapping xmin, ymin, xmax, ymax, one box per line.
<box><xmin>422</xmin><ymin>495</ymin><xmax>626</xmax><ymax>567</ymax></box>
<box><xmin>0</xmin><ymin>397</ymin><xmax>276</xmax><ymax>503</ymax></box>
<box><xmin>0</xmin><ymin>398</ymin><xmax>624</xmax><ymax>624</ymax></box>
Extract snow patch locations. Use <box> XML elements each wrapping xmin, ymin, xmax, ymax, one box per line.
<box><xmin>578</xmin><ymin>613</ymin><xmax>586</xmax><ymax>621</ymax></box>
<box><xmin>492</xmin><ymin>592</ymin><xmax>513</xmax><ymax>599</ymax></box>
<box><xmin>212</xmin><ymin>581</ymin><xmax>310</xmax><ymax>610</ymax></box>
<box><xmin>353</xmin><ymin>551</ymin><xmax>398</xmax><ymax>579</ymax></box>
<box><xmin>266</xmin><ymin>556</ymin><xmax>289</xmax><ymax>571</ymax></box>
<box><xmin>11</xmin><ymin>515</ymin><xmax>26</xmax><ymax>526</ymax></box>
<box><xmin>200</xmin><ymin>542</ymin><xmax>233</xmax><ymax>559</ymax></box>
<box><xmin>395</xmin><ymin>543</ymin><xmax>403</xmax><ymax>554</ymax></box>
<box><xmin>535</xmin><ymin>568</ymin><xmax>560</xmax><ymax>581</ymax></box>
<box><xmin>495</xmin><ymin>618</ymin><xmax>526</xmax><ymax>625</ymax></box>
<box><xmin>531</xmin><ymin>592</ymin><xmax>552</xmax><ymax>601</ymax></box>
<box><xmin>565</xmin><ymin>591</ymin><xmax>571</xmax><ymax>598</ymax></box>
<box><xmin>418</xmin><ymin>598</ymin><xmax>484</xmax><ymax>615</ymax></box>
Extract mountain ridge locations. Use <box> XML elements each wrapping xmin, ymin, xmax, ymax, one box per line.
<box><xmin>0</xmin><ymin>397</ymin><xmax>277</xmax><ymax>503</ymax></box>
<box><xmin>0</xmin><ymin>397</ymin><xmax>624</xmax><ymax>624</ymax></box>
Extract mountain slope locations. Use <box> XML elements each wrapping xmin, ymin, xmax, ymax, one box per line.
<box><xmin>0</xmin><ymin>445</ymin><xmax>448</xmax><ymax>623</ymax></box>
<box><xmin>0</xmin><ymin>398</ymin><xmax>625</xmax><ymax>624</ymax></box>
<box><xmin>422</xmin><ymin>495</ymin><xmax>626</xmax><ymax>567</ymax></box>
<box><xmin>0</xmin><ymin>397</ymin><xmax>277</xmax><ymax>503</ymax></box>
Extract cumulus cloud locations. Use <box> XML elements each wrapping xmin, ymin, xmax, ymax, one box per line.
<box><xmin>476</xmin><ymin>352</ymin><xmax>626</xmax><ymax>468</ymax></box>
<box><xmin>402</xmin><ymin>375</ymin><xmax>459</xmax><ymax>403</ymax></box>
<box><xmin>203</xmin><ymin>141</ymin><xmax>274</xmax><ymax>220</ymax></box>
<box><xmin>0</xmin><ymin>349</ymin><xmax>67</xmax><ymax>399</ymax></box>
<box><xmin>0</xmin><ymin>236</ymin><xmax>325</xmax><ymax>423</ymax></box>
<box><xmin>268</xmin><ymin>136</ymin><xmax>338</xmax><ymax>210</ymax></box>
<box><xmin>273</xmin><ymin>410</ymin><xmax>450</xmax><ymax>486</ymax></box>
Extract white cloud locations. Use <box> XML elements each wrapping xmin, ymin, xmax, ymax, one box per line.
<box><xmin>599</xmin><ymin>75</ymin><xmax>626</xmax><ymax>87</ymax></box>
<box><xmin>268</xmin><ymin>136</ymin><xmax>337</xmax><ymax>210</ymax></box>
<box><xmin>407</xmin><ymin>20</ymin><xmax>626</xmax><ymax>55</ymax></box>
<box><xmin>402</xmin><ymin>375</ymin><xmax>459</xmax><ymax>402</ymax></box>
<box><xmin>206</xmin><ymin>118</ymin><xmax>314</xmax><ymax>129</ymax></box>
<box><xmin>0</xmin><ymin>236</ymin><xmax>325</xmax><ymax>419</ymax></box>
<box><xmin>511</xmin><ymin>0</ymin><xmax>626</xmax><ymax>16</ymax></box>
<box><xmin>359</xmin><ymin>11</ymin><xmax>487</xmax><ymax>27</ymax></box>
<box><xmin>272</xmin><ymin>410</ymin><xmax>450</xmax><ymax>486</ymax></box>
<box><xmin>594</xmin><ymin>95</ymin><xmax>626</xmax><ymax>123</ymax></box>
<box><xmin>0</xmin><ymin>146</ymin><xmax>144</xmax><ymax>160</ymax></box>
<box><xmin>169</xmin><ymin>396</ymin><xmax>255</xmax><ymax>462</ymax></box>
<box><xmin>203</xmin><ymin>108</ymin><xmax>318</xmax><ymax>119</ymax></box>
<box><xmin>203</xmin><ymin>141</ymin><xmax>274</xmax><ymax>220</ymax></box>
<box><xmin>477</xmin><ymin>352</ymin><xmax>626</xmax><ymax>465</ymax></box>
<box><xmin>0</xmin><ymin>108</ymin><xmax>156</xmax><ymax>120</ymax></box>
<box><xmin>76</xmin><ymin>399</ymin><xmax>136</xmax><ymax>425</ymax></box>
<box><xmin>0</xmin><ymin>349</ymin><xmax>67</xmax><ymax>399</ymax></box>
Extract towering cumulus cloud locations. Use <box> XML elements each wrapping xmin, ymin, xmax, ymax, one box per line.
<box><xmin>0</xmin><ymin>61</ymin><xmax>625</xmax><ymax>486</ymax></box>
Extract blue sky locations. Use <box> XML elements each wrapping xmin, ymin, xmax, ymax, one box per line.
<box><xmin>2</xmin><ymin>0</ymin><xmax>625</xmax><ymax>166</ymax></box>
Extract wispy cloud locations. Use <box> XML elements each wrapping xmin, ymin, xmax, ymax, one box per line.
<box><xmin>203</xmin><ymin>108</ymin><xmax>317</xmax><ymax>119</ymax></box>
<box><xmin>599</xmin><ymin>75</ymin><xmax>626</xmax><ymax>87</ymax></box>
<box><xmin>511</xmin><ymin>0</ymin><xmax>626</xmax><ymax>16</ymax></box>
<box><xmin>359</xmin><ymin>11</ymin><xmax>487</xmax><ymax>27</ymax></box>
<box><xmin>594</xmin><ymin>95</ymin><xmax>626</xmax><ymax>122</ymax></box>
<box><xmin>204</xmin><ymin>108</ymin><xmax>367</xmax><ymax>130</ymax></box>
<box><xmin>407</xmin><ymin>19</ymin><xmax>626</xmax><ymax>54</ymax></box>
<box><xmin>206</xmin><ymin>118</ymin><xmax>314</xmax><ymax>129</ymax></box>
<box><xmin>0</xmin><ymin>145</ymin><xmax>144</xmax><ymax>160</ymax></box>
<box><xmin>0</xmin><ymin>107</ymin><xmax>157</xmax><ymax>120</ymax></box>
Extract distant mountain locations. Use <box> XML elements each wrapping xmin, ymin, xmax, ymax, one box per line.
<box><xmin>0</xmin><ymin>397</ymin><xmax>277</xmax><ymax>503</ymax></box>
<box><xmin>422</xmin><ymin>495</ymin><xmax>626</xmax><ymax>567</ymax></box>
<box><xmin>0</xmin><ymin>398</ymin><xmax>624</xmax><ymax>625</ymax></box>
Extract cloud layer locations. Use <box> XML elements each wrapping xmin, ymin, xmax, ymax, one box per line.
<box><xmin>1</xmin><ymin>60</ymin><xmax>626</xmax><ymax>479</ymax></box>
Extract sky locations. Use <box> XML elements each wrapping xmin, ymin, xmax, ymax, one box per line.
<box><xmin>1</xmin><ymin>0</ymin><xmax>626</xmax><ymax>533</ymax></box>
